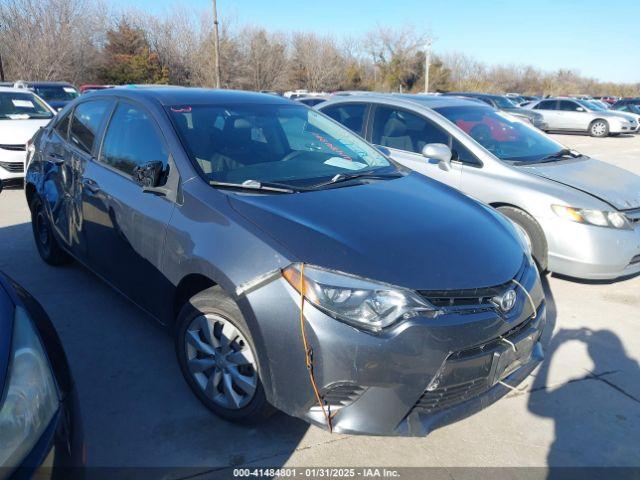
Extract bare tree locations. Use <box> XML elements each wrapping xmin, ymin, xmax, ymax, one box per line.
<box><xmin>0</xmin><ymin>0</ymin><xmax>106</xmax><ymax>83</ymax></box>
<box><xmin>289</xmin><ymin>32</ymin><xmax>346</xmax><ymax>91</ymax></box>
<box><xmin>238</xmin><ymin>27</ymin><xmax>288</xmax><ymax>91</ymax></box>
<box><xmin>364</xmin><ymin>24</ymin><xmax>433</xmax><ymax>92</ymax></box>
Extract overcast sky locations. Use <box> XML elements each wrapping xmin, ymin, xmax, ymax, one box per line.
<box><xmin>112</xmin><ymin>0</ymin><xmax>640</xmax><ymax>84</ymax></box>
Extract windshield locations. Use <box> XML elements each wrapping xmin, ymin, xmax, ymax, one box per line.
<box><xmin>34</xmin><ymin>85</ymin><xmax>79</xmax><ymax>102</ymax></box>
<box><xmin>0</xmin><ymin>91</ymin><xmax>53</xmax><ymax>120</ymax></box>
<box><xmin>434</xmin><ymin>105</ymin><xmax>564</xmax><ymax>164</ymax></box>
<box><xmin>494</xmin><ymin>96</ymin><xmax>518</xmax><ymax>109</ymax></box>
<box><xmin>168</xmin><ymin>103</ymin><xmax>393</xmax><ymax>187</ymax></box>
<box><xmin>576</xmin><ymin>99</ymin><xmax>603</xmax><ymax>111</ymax></box>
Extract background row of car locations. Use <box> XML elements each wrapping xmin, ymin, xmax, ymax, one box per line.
<box><xmin>315</xmin><ymin>94</ymin><xmax>640</xmax><ymax>280</ymax></box>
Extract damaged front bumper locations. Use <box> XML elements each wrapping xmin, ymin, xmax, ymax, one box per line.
<box><xmin>241</xmin><ymin>261</ymin><xmax>545</xmax><ymax>437</ymax></box>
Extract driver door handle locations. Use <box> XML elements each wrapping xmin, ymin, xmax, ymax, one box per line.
<box><xmin>82</xmin><ymin>178</ymin><xmax>101</xmax><ymax>194</ymax></box>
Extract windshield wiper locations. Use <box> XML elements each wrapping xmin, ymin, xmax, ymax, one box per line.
<box><xmin>309</xmin><ymin>171</ymin><xmax>403</xmax><ymax>189</ymax></box>
<box><xmin>209</xmin><ymin>179</ymin><xmax>298</xmax><ymax>193</ymax></box>
<box><xmin>514</xmin><ymin>149</ymin><xmax>584</xmax><ymax>166</ymax></box>
<box><xmin>537</xmin><ymin>149</ymin><xmax>583</xmax><ymax>163</ymax></box>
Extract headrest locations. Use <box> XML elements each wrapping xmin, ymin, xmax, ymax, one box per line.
<box><xmin>383</xmin><ymin>117</ymin><xmax>407</xmax><ymax>137</ymax></box>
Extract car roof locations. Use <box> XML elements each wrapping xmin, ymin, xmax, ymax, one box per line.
<box><xmin>0</xmin><ymin>86</ymin><xmax>38</xmax><ymax>94</ymax></box>
<box><xmin>322</xmin><ymin>93</ymin><xmax>488</xmax><ymax>110</ymax></box>
<box><xmin>17</xmin><ymin>81</ymin><xmax>75</xmax><ymax>87</ymax></box>
<box><xmin>87</xmin><ymin>86</ymin><xmax>295</xmax><ymax>106</ymax></box>
<box><xmin>446</xmin><ymin>92</ymin><xmax>506</xmax><ymax>100</ymax></box>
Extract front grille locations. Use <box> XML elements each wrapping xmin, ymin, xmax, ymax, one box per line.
<box><xmin>411</xmin><ymin>310</ymin><xmax>539</xmax><ymax>415</ymax></box>
<box><xmin>0</xmin><ymin>144</ymin><xmax>26</xmax><ymax>151</ymax></box>
<box><xmin>414</xmin><ymin>378</ymin><xmax>488</xmax><ymax>413</ymax></box>
<box><xmin>630</xmin><ymin>254</ymin><xmax>640</xmax><ymax>266</ymax></box>
<box><xmin>418</xmin><ymin>259</ymin><xmax>526</xmax><ymax>313</ymax></box>
<box><xmin>322</xmin><ymin>383</ymin><xmax>365</xmax><ymax>408</ymax></box>
<box><xmin>0</xmin><ymin>160</ymin><xmax>24</xmax><ymax>173</ymax></box>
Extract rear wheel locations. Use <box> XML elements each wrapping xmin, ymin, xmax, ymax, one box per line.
<box><xmin>496</xmin><ymin>206</ymin><xmax>548</xmax><ymax>272</ymax></box>
<box><xmin>589</xmin><ymin>119</ymin><xmax>609</xmax><ymax>137</ymax></box>
<box><xmin>175</xmin><ymin>286</ymin><xmax>274</xmax><ymax>423</ymax></box>
<box><xmin>30</xmin><ymin>197</ymin><xmax>71</xmax><ymax>266</ymax></box>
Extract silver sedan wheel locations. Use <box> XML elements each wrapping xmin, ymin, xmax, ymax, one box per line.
<box><xmin>185</xmin><ymin>314</ymin><xmax>257</xmax><ymax>410</ymax></box>
<box><xmin>591</xmin><ymin>121</ymin><xmax>607</xmax><ymax>137</ymax></box>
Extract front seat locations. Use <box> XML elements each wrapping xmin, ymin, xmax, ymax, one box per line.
<box><xmin>380</xmin><ymin>117</ymin><xmax>414</xmax><ymax>152</ymax></box>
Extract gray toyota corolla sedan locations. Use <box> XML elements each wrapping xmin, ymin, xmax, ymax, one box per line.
<box><xmin>25</xmin><ymin>87</ymin><xmax>545</xmax><ymax>436</ymax></box>
<box><xmin>318</xmin><ymin>95</ymin><xmax>640</xmax><ymax>280</ymax></box>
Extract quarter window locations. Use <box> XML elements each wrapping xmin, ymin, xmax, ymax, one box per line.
<box><xmin>99</xmin><ymin>102</ymin><xmax>168</xmax><ymax>176</ymax></box>
<box><xmin>371</xmin><ymin>106</ymin><xmax>449</xmax><ymax>154</ymax></box>
<box><xmin>69</xmin><ymin>100</ymin><xmax>112</xmax><ymax>154</ymax></box>
<box><xmin>321</xmin><ymin>103</ymin><xmax>367</xmax><ymax>135</ymax></box>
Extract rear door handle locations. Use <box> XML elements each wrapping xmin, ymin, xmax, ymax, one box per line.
<box><xmin>82</xmin><ymin>178</ymin><xmax>101</xmax><ymax>194</ymax></box>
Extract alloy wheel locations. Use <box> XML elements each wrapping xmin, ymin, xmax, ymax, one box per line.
<box><xmin>591</xmin><ymin>121</ymin><xmax>607</xmax><ymax>136</ymax></box>
<box><xmin>184</xmin><ymin>314</ymin><xmax>257</xmax><ymax>410</ymax></box>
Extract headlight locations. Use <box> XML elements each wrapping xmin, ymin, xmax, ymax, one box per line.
<box><xmin>552</xmin><ymin>205</ymin><xmax>632</xmax><ymax>230</ymax></box>
<box><xmin>0</xmin><ymin>306</ymin><xmax>59</xmax><ymax>469</ymax></box>
<box><xmin>282</xmin><ymin>264</ymin><xmax>438</xmax><ymax>332</ymax></box>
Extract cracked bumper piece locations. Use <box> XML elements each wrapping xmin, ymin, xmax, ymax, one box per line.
<box><xmin>244</xmin><ymin>261</ymin><xmax>545</xmax><ymax>436</ymax></box>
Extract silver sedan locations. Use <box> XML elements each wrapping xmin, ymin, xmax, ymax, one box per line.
<box><xmin>317</xmin><ymin>94</ymin><xmax>640</xmax><ymax>280</ymax></box>
<box><xmin>523</xmin><ymin>98</ymin><xmax>637</xmax><ymax>137</ymax></box>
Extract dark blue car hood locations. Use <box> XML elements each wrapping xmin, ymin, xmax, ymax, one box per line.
<box><xmin>229</xmin><ymin>174</ymin><xmax>524</xmax><ymax>291</ymax></box>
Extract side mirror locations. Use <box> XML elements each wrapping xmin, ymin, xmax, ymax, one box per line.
<box><xmin>132</xmin><ymin>161</ymin><xmax>164</xmax><ymax>188</ymax></box>
<box><xmin>576</xmin><ymin>107</ymin><xmax>585</xmax><ymax>112</ymax></box>
<box><xmin>422</xmin><ymin>143</ymin><xmax>452</xmax><ymax>171</ymax></box>
<box><xmin>0</xmin><ymin>179</ymin><xmax>3</xmax><ymax>195</ymax></box>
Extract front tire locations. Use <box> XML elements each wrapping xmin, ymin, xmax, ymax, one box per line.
<box><xmin>30</xmin><ymin>196</ymin><xmax>71</xmax><ymax>266</ymax></box>
<box><xmin>589</xmin><ymin>119</ymin><xmax>609</xmax><ymax>137</ymax></box>
<box><xmin>175</xmin><ymin>286</ymin><xmax>274</xmax><ymax>423</ymax></box>
<box><xmin>496</xmin><ymin>206</ymin><xmax>548</xmax><ymax>272</ymax></box>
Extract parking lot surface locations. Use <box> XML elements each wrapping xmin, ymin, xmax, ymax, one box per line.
<box><xmin>0</xmin><ymin>133</ymin><xmax>639</xmax><ymax>478</ymax></box>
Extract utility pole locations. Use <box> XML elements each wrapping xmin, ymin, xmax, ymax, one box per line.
<box><xmin>424</xmin><ymin>40</ymin><xmax>432</xmax><ymax>93</ymax></box>
<box><xmin>212</xmin><ymin>0</ymin><xmax>222</xmax><ymax>89</ymax></box>
<box><xmin>0</xmin><ymin>54</ymin><xmax>5</xmax><ymax>82</ymax></box>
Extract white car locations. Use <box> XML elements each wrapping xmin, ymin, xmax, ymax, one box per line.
<box><xmin>524</xmin><ymin>98</ymin><xmax>637</xmax><ymax>137</ymax></box>
<box><xmin>0</xmin><ymin>87</ymin><xmax>55</xmax><ymax>184</ymax></box>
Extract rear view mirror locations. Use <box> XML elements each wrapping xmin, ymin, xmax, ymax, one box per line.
<box><xmin>133</xmin><ymin>161</ymin><xmax>165</xmax><ymax>188</ymax></box>
<box><xmin>422</xmin><ymin>143</ymin><xmax>452</xmax><ymax>171</ymax></box>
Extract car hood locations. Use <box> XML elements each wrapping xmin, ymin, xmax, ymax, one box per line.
<box><xmin>503</xmin><ymin>108</ymin><xmax>535</xmax><ymax>118</ymax></box>
<box><xmin>522</xmin><ymin>158</ymin><xmax>640</xmax><ymax>210</ymax></box>
<box><xmin>0</xmin><ymin>119</ymin><xmax>50</xmax><ymax>144</ymax></box>
<box><xmin>229</xmin><ymin>174</ymin><xmax>525</xmax><ymax>291</ymax></box>
<box><xmin>596</xmin><ymin>110</ymin><xmax>635</xmax><ymax>121</ymax></box>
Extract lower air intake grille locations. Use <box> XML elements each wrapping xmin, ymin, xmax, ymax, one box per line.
<box><xmin>322</xmin><ymin>383</ymin><xmax>365</xmax><ymax>407</ymax></box>
<box><xmin>0</xmin><ymin>161</ymin><xmax>24</xmax><ymax>173</ymax></box>
<box><xmin>414</xmin><ymin>378</ymin><xmax>488</xmax><ymax>414</ymax></box>
<box><xmin>630</xmin><ymin>254</ymin><xmax>640</xmax><ymax>266</ymax></box>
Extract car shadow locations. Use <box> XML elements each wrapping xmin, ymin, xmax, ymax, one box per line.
<box><xmin>528</xmin><ymin>277</ymin><xmax>640</xmax><ymax>476</ymax></box>
<box><xmin>0</xmin><ymin>219</ymin><xmax>310</xmax><ymax>479</ymax></box>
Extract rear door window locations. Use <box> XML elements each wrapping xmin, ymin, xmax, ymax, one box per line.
<box><xmin>321</xmin><ymin>103</ymin><xmax>367</xmax><ymax>135</ymax></box>
<box><xmin>534</xmin><ymin>100</ymin><xmax>557</xmax><ymax>110</ymax></box>
<box><xmin>558</xmin><ymin>101</ymin><xmax>580</xmax><ymax>111</ymax></box>
<box><xmin>69</xmin><ymin>100</ymin><xmax>112</xmax><ymax>154</ymax></box>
